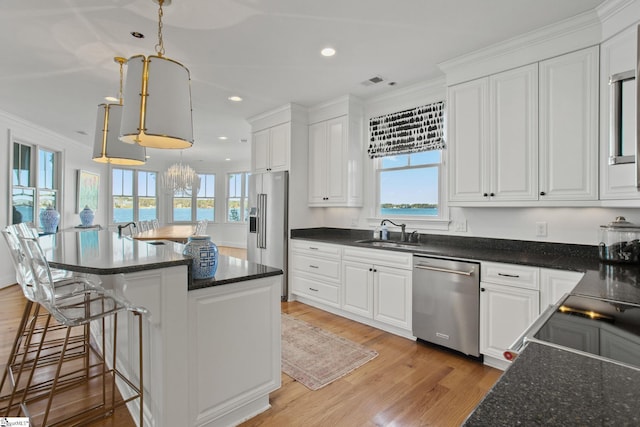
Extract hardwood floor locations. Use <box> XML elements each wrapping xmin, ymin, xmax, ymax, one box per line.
<box><xmin>1</xmin><ymin>244</ymin><xmax>501</xmax><ymax>426</ymax></box>
<box><xmin>241</xmin><ymin>302</ymin><xmax>502</xmax><ymax>427</ymax></box>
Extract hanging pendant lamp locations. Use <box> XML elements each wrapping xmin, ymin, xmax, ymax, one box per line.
<box><xmin>93</xmin><ymin>57</ymin><xmax>147</xmax><ymax>165</ymax></box>
<box><xmin>120</xmin><ymin>0</ymin><xmax>194</xmax><ymax>149</ymax></box>
<box><xmin>161</xmin><ymin>151</ymin><xmax>200</xmax><ymax>194</ymax></box>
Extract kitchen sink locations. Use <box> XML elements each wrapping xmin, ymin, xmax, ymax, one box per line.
<box><xmin>355</xmin><ymin>239</ymin><xmax>421</xmax><ymax>249</ymax></box>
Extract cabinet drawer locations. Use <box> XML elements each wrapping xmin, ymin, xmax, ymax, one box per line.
<box><xmin>290</xmin><ymin>239</ymin><xmax>341</xmax><ymax>258</ymax></box>
<box><xmin>290</xmin><ymin>253</ymin><xmax>340</xmax><ymax>282</ymax></box>
<box><xmin>291</xmin><ymin>275</ymin><xmax>339</xmax><ymax>306</ymax></box>
<box><xmin>342</xmin><ymin>247</ymin><xmax>413</xmax><ymax>270</ymax></box>
<box><xmin>481</xmin><ymin>262</ymin><xmax>539</xmax><ymax>290</ymax></box>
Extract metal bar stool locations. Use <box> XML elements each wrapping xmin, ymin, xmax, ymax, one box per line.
<box><xmin>15</xmin><ymin>234</ymin><xmax>147</xmax><ymax>426</ymax></box>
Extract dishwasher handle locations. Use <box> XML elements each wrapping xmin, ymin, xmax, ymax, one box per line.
<box><xmin>414</xmin><ymin>263</ymin><xmax>475</xmax><ymax>276</ymax></box>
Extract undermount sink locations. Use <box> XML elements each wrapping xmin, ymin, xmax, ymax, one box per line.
<box><xmin>355</xmin><ymin>239</ymin><xmax>421</xmax><ymax>248</ymax></box>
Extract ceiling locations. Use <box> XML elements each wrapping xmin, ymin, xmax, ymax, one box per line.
<box><xmin>0</xmin><ymin>0</ymin><xmax>605</xmax><ymax>165</ymax></box>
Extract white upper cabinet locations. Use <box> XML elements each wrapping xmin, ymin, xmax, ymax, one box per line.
<box><xmin>539</xmin><ymin>46</ymin><xmax>599</xmax><ymax>201</ymax></box>
<box><xmin>449</xmin><ymin>48</ymin><xmax>600</xmax><ymax>205</ymax></box>
<box><xmin>449</xmin><ymin>64</ymin><xmax>538</xmax><ymax>202</ymax></box>
<box><xmin>251</xmin><ymin>122</ymin><xmax>290</xmax><ymax>173</ymax></box>
<box><xmin>307</xmin><ymin>96</ymin><xmax>363</xmax><ymax>207</ymax></box>
<box><xmin>600</xmin><ymin>24</ymin><xmax>639</xmax><ymax>201</ymax></box>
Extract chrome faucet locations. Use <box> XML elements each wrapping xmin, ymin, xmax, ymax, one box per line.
<box><xmin>380</xmin><ymin>219</ymin><xmax>407</xmax><ymax>242</ymax></box>
<box><xmin>117</xmin><ymin>222</ymin><xmax>136</xmax><ymax>237</ymax></box>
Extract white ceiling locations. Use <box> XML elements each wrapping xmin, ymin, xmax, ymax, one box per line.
<box><xmin>0</xmin><ymin>0</ymin><xmax>604</xmax><ymax>165</ymax></box>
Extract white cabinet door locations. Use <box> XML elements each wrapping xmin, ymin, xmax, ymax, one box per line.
<box><xmin>308</xmin><ymin>122</ymin><xmax>327</xmax><ymax>204</ymax></box>
<box><xmin>374</xmin><ymin>265</ymin><xmax>412</xmax><ymax>331</ymax></box>
<box><xmin>489</xmin><ymin>64</ymin><xmax>538</xmax><ymax>201</ymax></box>
<box><xmin>251</xmin><ymin>123</ymin><xmax>290</xmax><ymax>173</ymax></box>
<box><xmin>342</xmin><ymin>260</ymin><xmax>373</xmax><ymax>318</ymax></box>
<box><xmin>448</xmin><ymin>78</ymin><xmax>489</xmax><ymax>202</ymax></box>
<box><xmin>539</xmin><ymin>268</ymin><xmax>583</xmax><ymax>309</ymax></box>
<box><xmin>480</xmin><ymin>282</ymin><xmax>539</xmax><ymax>360</ymax></box>
<box><xmin>252</xmin><ymin>128</ymin><xmax>270</xmax><ymax>173</ymax></box>
<box><xmin>268</xmin><ymin>122</ymin><xmax>289</xmax><ymax>172</ymax></box>
<box><xmin>308</xmin><ymin>116</ymin><xmax>348</xmax><ymax>205</ymax></box>
<box><xmin>539</xmin><ymin>46</ymin><xmax>599</xmax><ymax>201</ymax></box>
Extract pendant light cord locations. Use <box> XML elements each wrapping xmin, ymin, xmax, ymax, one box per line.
<box><xmin>155</xmin><ymin>0</ymin><xmax>165</xmax><ymax>57</ymax></box>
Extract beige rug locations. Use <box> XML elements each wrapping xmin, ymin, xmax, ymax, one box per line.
<box><xmin>281</xmin><ymin>314</ymin><xmax>378</xmax><ymax>390</ymax></box>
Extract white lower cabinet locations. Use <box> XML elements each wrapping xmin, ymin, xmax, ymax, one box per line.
<box><xmin>480</xmin><ymin>262</ymin><xmax>540</xmax><ymax>368</ymax></box>
<box><xmin>341</xmin><ymin>248</ymin><xmax>413</xmax><ymax>332</ymax></box>
<box><xmin>290</xmin><ymin>240</ymin><xmax>342</xmax><ymax>308</ymax></box>
<box><xmin>540</xmin><ymin>268</ymin><xmax>584</xmax><ymax>309</ymax></box>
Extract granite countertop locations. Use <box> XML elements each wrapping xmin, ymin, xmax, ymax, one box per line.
<box><xmin>463</xmin><ymin>342</ymin><xmax>640</xmax><ymax>426</ymax></box>
<box><xmin>189</xmin><ymin>254</ymin><xmax>283</xmax><ymax>291</ymax></box>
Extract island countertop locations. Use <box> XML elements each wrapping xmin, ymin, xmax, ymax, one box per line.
<box><xmin>39</xmin><ymin>229</ymin><xmax>283</xmax><ymax>289</ymax></box>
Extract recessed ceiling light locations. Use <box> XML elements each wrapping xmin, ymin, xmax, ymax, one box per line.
<box><xmin>104</xmin><ymin>96</ymin><xmax>118</xmax><ymax>102</ymax></box>
<box><xmin>225</xmin><ymin>158</ymin><xmax>231</xmax><ymax>161</ymax></box>
<box><xmin>145</xmin><ymin>155</ymin><xmax>151</xmax><ymax>159</ymax></box>
<box><xmin>131</xmin><ymin>31</ymin><xmax>145</xmax><ymax>39</ymax></box>
<box><xmin>218</xmin><ymin>136</ymin><xmax>228</xmax><ymax>140</ymax></box>
<box><xmin>228</xmin><ymin>96</ymin><xmax>243</xmax><ymax>102</ymax></box>
<box><xmin>321</xmin><ymin>47</ymin><xmax>336</xmax><ymax>57</ymax></box>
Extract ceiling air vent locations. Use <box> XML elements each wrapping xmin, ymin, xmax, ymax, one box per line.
<box><xmin>361</xmin><ymin>75</ymin><xmax>385</xmax><ymax>86</ymax></box>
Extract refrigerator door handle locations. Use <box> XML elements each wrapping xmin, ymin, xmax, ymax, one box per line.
<box><xmin>258</xmin><ymin>193</ymin><xmax>267</xmax><ymax>249</ymax></box>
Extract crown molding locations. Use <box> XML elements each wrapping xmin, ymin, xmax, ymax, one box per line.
<box><xmin>438</xmin><ymin>8</ymin><xmax>602</xmax><ymax>85</ymax></box>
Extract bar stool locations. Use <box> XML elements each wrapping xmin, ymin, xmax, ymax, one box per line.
<box><xmin>0</xmin><ymin>225</ymin><xmax>97</xmax><ymax>414</ymax></box>
<box><xmin>15</xmin><ymin>234</ymin><xmax>147</xmax><ymax>426</ymax></box>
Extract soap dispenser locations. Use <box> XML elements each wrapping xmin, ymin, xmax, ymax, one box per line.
<box><xmin>381</xmin><ymin>224</ymin><xmax>389</xmax><ymax>240</ymax></box>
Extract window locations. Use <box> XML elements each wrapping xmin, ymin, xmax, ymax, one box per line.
<box><xmin>227</xmin><ymin>172</ymin><xmax>249</xmax><ymax>223</ymax></box>
<box><xmin>172</xmin><ymin>173</ymin><xmax>215</xmax><ymax>222</ymax></box>
<box><xmin>377</xmin><ymin>151</ymin><xmax>441</xmax><ymax>218</ymax></box>
<box><xmin>11</xmin><ymin>142</ymin><xmax>60</xmax><ymax>228</ymax></box>
<box><xmin>112</xmin><ymin>168</ymin><xmax>158</xmax><ymax>224</ymax></box>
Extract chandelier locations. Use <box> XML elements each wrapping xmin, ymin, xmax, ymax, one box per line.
<box><xmin>161</xmin><ymin>152</ymin><xmax>200</xmax><ymax>194</ymax></box>
<box><xmin>119</xmin><ymin>0</ymin><xmax>194</xmax><ymax>149</ymax></box>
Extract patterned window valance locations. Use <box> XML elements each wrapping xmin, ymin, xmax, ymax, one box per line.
<box><xmin>368</xmin><ymin>101</ymin><xmax>445</xmax><ymax>159</ymax></box>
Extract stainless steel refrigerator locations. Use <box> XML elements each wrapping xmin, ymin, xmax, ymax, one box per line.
<box><xmin>247</xmin><ymin>171</ymin><xmax>288</xmax><ymax>300</ymax></box>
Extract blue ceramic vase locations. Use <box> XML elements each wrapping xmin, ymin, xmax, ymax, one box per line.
<box><xmin>79</xmin><ymin>205</ymin><xmax>94</xmax><ymax>227</ymax></box>
<box><xmin>40</xmin><ymin>206</ymin><xmax>60</xmax><ymax>234</ymax></box>
<box><xmin>183</xmin><ymin>235</ymin><xmax>218</xmax><ymax>279</ymax></box>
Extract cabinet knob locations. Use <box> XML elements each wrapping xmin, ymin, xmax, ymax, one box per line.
<box><xmin>373</xmin><ymin>269</ymin><xmax>377</xmax><ymax>273</ymax></box>
<box><xmin>481</xmin><ymin>287</ymin><xmax>485</xmax><ymax>292</ymax></box>
<box><xmin>369</xmin><ymin>268</ymin><xmax>373</xmax><ymax>272</ymax></box>
<box><xmin>540</xmin><ymin>191</ymin><xmax>546</xmax><ymax>196</ymax></box>
<box><xmin>483</xmin><ymin>193</ymin><xmax>488</xmax><ymax>197</ymax></box>
<box><xmin>490</xmin><ymin>193</ymin><xmax>495</xmax><ymax>197</ymax></box>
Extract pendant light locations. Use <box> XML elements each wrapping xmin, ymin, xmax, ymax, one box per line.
<box><xmin>120</xmin><ymin>0</ymin><xmax>194</xmax><ymax>149</ymax></box>
<box><xmin>92</xmin><ymin>57</ymin><xmax>147</xmax><ymax>165</ymax></box>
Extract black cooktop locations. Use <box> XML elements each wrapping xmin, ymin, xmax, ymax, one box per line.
<box><xmin>532</xmin><ymin>294</ymin><xmax>640</xmax><ymax>370</ymax></box>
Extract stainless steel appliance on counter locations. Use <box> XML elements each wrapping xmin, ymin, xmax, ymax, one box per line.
<box><xmin>248</xmin><ymin>171</ymin><xmax>288</xmax><ymax>300</ymax></box>
<box><xmin>413</xmin><ymin>255</ymin><xmax>481</xmax><ymax>357</ymax></box>
<box><xmin>506</xmin><ymin>293</ymin><xmax>640</xmax><ymax>370</ymax></box>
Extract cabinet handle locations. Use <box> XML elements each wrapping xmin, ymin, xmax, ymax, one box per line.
<box><xmin>309</xmin><ymin>265</ymin><xmax>319</xmax><ymax>269</ymax></box>
<box><xmin>540</xmin><ymin>191</ymin><xmax>546</xmax><ymax>196</ymax></box>
<box><xmin>498</xmin><ymin>273</ymin><xmax>520</xmax><ymax>278</ymax></box>
<box><xmin>308</xmin><ymin>247</ymin><xmax>319</xmax><ymax>250</ymax></box>
<box><xmin>309</xmin><ymin>287</ymin><xmax>319</xmax><ymax>292</ymax></box>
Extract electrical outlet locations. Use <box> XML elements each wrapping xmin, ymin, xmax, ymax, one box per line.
<box><xmin>536</xmin><ymin>221</ymin><xmax>547</xmax><ymax>237</ymax></box>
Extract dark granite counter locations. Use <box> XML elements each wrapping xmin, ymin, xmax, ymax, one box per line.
<box><xmin>40</xmin><ymin>229</ymin><xmax>282</xmax><ymax>290</ymax></box>
<box><xmin>463</xmin><ymin>342</ymin><xmax>640</xmax><ymax>426</ymax></box>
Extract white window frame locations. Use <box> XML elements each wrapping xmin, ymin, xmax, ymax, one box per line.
<box><xmin>10</xmin><ymin>138</ymin><xmax>63</xmax><ymax>230</ymax></box>
<box><xmin>171</xmin><ymin>173</ymin><xmax>215</xmax><ymax>223</ymax></box>
<box><xmin>110</xmin><ymin>167</ymin><xmax>158</xmax><ymax>225</ymax></box>
<box><xmin>226</xmin><ymin>171</ymin><xmax>249</xmax><ymax>223</ymax></box>
<box><xmin>368</xmin><ymin>151</ymin><xmax>449</xmax><ymax>231</ymax></box>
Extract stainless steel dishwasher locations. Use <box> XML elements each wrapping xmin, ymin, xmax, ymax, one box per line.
<box><xmin>413</xmin><ymin>255</ymin><xmax>480</xmax><ymax>357</ymax></box>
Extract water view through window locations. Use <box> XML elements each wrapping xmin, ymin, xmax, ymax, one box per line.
<box><xmin>379</xmin><ymin>151</ymin><xmax>440</xmax><ymax>217</ymax></box>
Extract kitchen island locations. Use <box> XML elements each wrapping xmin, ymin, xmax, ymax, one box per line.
<box><xmin>39</xmin><ymin>229</ymin><xmax>283</xmax><ymax>427</ymax></box>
